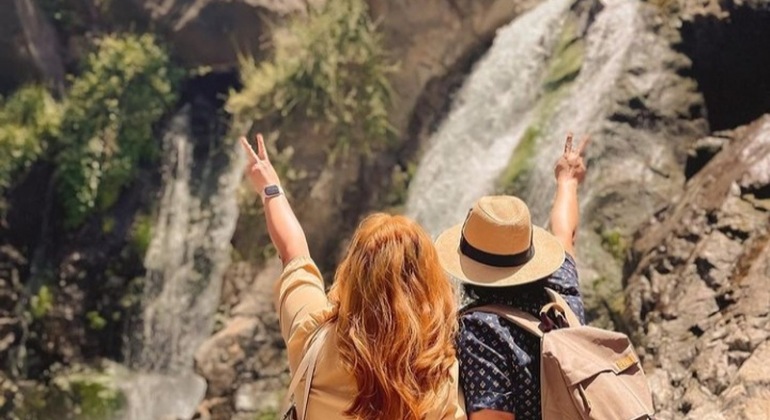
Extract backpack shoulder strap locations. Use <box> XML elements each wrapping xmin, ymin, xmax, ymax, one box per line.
<box><xmin>543</xmin><ymin>288</ymin><xmax>582</xmax><ymax>327</ymax></box>
<box><xmin>281</xmin><ymin>323</ymin><xmax>331</xmax><ymax>420</ymax></box>
<box><xmin>465</xmin><ymin>304</ymin><xmax>544</xmax><ymax>338</ymax></box>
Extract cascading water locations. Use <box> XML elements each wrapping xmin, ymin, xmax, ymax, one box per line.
<box><xmin>405</xmin><ymin>0</ymin><xmax>573</xmax><ymax>236</ymax></box>
<box><xmin>119</xmin><ymin>105</ymin><xmax>244</xmax><ymax>420</ymax></box>
<box><xmin>521</xmin><ymin>0</ymin><xmax>654</xmax><ymax>220</ymax></box>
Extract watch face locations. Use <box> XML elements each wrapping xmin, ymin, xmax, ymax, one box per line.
<box><xmin>264</xmin><ymin>185</ymin><xmax>281</xmax><ymax>196</ymax></box>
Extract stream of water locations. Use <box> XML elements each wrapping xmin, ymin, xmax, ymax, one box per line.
<box><xmin>405</xmin><ymin>0</ymin><xmax>573</xmax><ymax>236</ymax></box>
<box><xmin>119</xmin><ymin>106</ymin><xmax>243</xmax><ymax>420</ymax></box>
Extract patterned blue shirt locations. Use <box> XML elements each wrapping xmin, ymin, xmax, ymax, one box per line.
<box><xmin>457</xmin><ymin>254</ymin><xmax>584</xmax><ymax>419</ymax></box>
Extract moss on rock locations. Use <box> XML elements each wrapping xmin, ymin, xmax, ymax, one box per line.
<box><xmin>599</xmin><ymin>228</ymin><xmax>630</xmax><ymax>262</ymax></box>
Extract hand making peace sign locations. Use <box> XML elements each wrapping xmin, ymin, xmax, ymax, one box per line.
<box><xmin>240</xmin><ymin>133</ymin><xmax>281</xmax><ymax>199</ymax></box>
<box><xmin>554</xmin><ymin>133</ymin><xmax>590</xmax><ymax>184</ymax></box>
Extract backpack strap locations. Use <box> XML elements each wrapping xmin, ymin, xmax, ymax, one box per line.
<box><xmin>465</xmin><ymin>304</ymin><xmax>544</xmax><ymax>338</ymax></box>
<box><xmin>543</xmin><ymin>288</ymin><xmax>582</xmax><ymax>327</ymax></box>
<box><xmin>463</xmin><ymin>289</ymin><xmax>581</xmax><ymax>337</ymax></box>
<box><xmin>281</xmin><ymin>323</ymin><xmax>331</xmax><ymax>420</ymax></box>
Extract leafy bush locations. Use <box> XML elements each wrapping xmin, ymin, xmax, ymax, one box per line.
<box><xmin>56</xmin><ymin>34</ymin><xmax>181</xmax><ymax>228</ymax></box>
<box><xmin>0</xmin><ymin>85</ymin><xmax>62</xmax><ymax>211</ymax></box>
<box><xmin>129</xmin><ymin>213</ymin><xmax>153</xmax><ymax>257</ymax></box>
<box><xmin>30</xmin><ymin>285</ymin><xmax>55</xmax><ymax>319</ymax></box>
<box><xmin>227</xmin><ymin>0</ymin><xmax>394</xmax><ymax>156</ymax></box>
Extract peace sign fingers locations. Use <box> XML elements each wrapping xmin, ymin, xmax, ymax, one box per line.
<box><xmin>240</xmin><ymin>136</ymin><xmax>260</xmax><ymax>164</ymax></box>
<box><xmin>555</xmin><ymin>131</ymin><xmax>589</xmax><ymax>184</ymax></box>
<box><xmin>564</xmin><ymin>132</ymin><xmax>574</xmax><ymax>154</ymax></box>
<box><xmin>239</xmin><ymin>133</ymin><xmax>282</xmax><ymax>197</ymax></box>
<box><xmin>256</xmin><ymin>133</ymin><xmax>270</xmax><ymax>162</ymax></box>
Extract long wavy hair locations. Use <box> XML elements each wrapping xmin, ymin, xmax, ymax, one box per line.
<box><xmin>324</xmin><ymin>213</ymin><xmax>458</xmax><ymax>420</ymax></box>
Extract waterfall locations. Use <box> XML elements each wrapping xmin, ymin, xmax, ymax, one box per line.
<box><xmin>521</xmin><ymin>0</ymin><xmax>657</xmax><ymax>221</ymax></box>
<box><xmin>405</xmin><ymin>0</ymin><xmax>573</xmax><ymax>236</ymax></box>
<box><xmin>119</xmin><ymin>105</ymin><xmax>244</xmax><ymax>420</ymax></box>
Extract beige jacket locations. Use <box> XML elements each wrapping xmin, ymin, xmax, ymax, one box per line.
<box><xmin>274</xmin><ymin>256</ymin><xmax>466</xmax><ymax>420</ymax></box>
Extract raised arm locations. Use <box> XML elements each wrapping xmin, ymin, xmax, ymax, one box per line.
<box><xmin>550</xmin><ymin>133</ymin><xmax>589</xmax><ymax>256</ymax></box>
<box><xmin>240</xmin><ymin>134</ymin><xmax>310</xmax><ymax>264</ymax></box>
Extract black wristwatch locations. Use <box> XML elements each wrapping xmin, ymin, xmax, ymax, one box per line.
<box><xmin>262</xmin><ymin>184</ymin><xmax>284</xmax><ymax>199</ymax></box>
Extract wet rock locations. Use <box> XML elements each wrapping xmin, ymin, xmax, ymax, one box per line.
<box><xmin>195</xmin><ymin>259</ymin><xmax>286</xmax><ymax>416</ymax></box>
<box><xmin>625</xmin><ymin>115</ymin><xmax>770</xmax><ymax>418</ymax></box>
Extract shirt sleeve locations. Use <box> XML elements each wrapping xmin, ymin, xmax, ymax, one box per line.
<box><xmin>457</xmin><ymin>313</ymin><xmax>517</xmax><ymax>414</ymax></box>
<box><xmin>273</xmin><ymin>256</ymin><xmax>330</xmax><ymax>346</ymax></box>
<box><xmin>545</xmin><ymin>253</ymin><xmax>585</xmax><ymax>324</ymax></box>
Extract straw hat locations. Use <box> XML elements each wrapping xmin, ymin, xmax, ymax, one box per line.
<box><xmin>435</xmin><ymin>196</ymin><xmax>565</xmax><ymax>287</ymax></box>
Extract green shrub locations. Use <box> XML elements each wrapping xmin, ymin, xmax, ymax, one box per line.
<box><xmin>0</xmin><ymin>85</ymin><xmax>62</xmax><ymax>212</ymax></box>
<box><xmin>227</xmin><ymin>0</ymin><xmax>394</xmax><ymax>157</ymax></box>
<box><xmin>129</xmin><ymin>213</ymin><xmax>153</xmax><ymax>257</ymax></box>
<box><xmin>86</xmin><ymin>311</ymin><xmax>108</xmax><ymax>330</ymax></box>
<box><xmin>30</xmin><ymin>285</ymin><xmax>54</xmax><ymax>319</ymax></box>
<box><xmin>56</xmin><ymin>34</ymin><xmax>181</xmax><ymax>228</ymax></box>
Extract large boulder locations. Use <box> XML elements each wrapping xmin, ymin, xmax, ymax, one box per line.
<box><xmin>624</xmin><ymin>115</ymin><xmax>770</xmax><ymax>419</ymax></box>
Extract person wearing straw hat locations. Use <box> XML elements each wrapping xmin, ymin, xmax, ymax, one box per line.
<box><xmin>436</xmin><ymin>134</ymin><xmax>590</xmax><ymax>420</ymax></box>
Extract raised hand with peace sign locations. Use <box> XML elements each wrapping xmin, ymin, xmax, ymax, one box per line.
<box><xmin>554</xmin><ymin>133</ymin><xmax>590</xmax><ymax>184</ymax></box>
<box><xmin>240</xmin><ymin>133</ymin><xmax>282</xmax><ymax>200</ymax></box>
<box><xmin>239</xmin><ymin>133</ymin><xmax>309</xmax><ymax>264</ymax></box>
<box><xmin>550</xmin><ymin>132</ymin><xmax>590</xmax><ymax>256</ymax></box>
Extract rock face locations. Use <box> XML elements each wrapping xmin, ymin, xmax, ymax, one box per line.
<box><xmin>126</xmin><ymin>0</ymin><xmax>310</xmax><ymax>69</ymax></box>
<box><xmin>625</xmin><ymin>115</ymin><xmax>770</xmax><ymax>419</ymax></box>
<box><xmin>367</xmin><ymin>0</ymin><xmax>542</xmax><ymax>135</ymax></box>
<box><xmin>0</xmin><ymin>0</ymin><xmax>65</xmax><ymax>93</ymax></box>
<box><xmin>194</xmin><ymin>259</ymin><xmax>286</xmax><ymax>419</ymax></box>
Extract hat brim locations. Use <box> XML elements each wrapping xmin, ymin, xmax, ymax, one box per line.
<box><xmin>435</xmin><ymin>223</ymin><xmax>565</xmax><ymax>287</ymax></box>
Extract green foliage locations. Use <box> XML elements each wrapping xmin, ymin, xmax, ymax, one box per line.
<box><xmin>56</xmin><ymin>34</ymin><xmax>181</xmax><ymax>228</ymax></box>
<box><xmin>101</xmin><ymin>216</ymin><xmax>116</xmax><ymax>234</ymax></box>
<box><xmin>129</xmin><ymin>213</ymin><xmax>153</xmax><ymax>257</ymax></box>
<box><xmin>20</xmin><ymin>370</ymin><xmax>128</xmax><ymax>420</ymax></box>
<box><xmin>543</xmin><ymin>17</ymin><xmax>584</xmax><ymax>92</ymax></box>
<box><xmin>499</xmin><ymin>126</ymin><xmax>540</xmax><ymax>193</ymax></box>
<box><xmin>227</xmin><ymin>0</ymin><xmax>394</xmax><ymax>156</ymax></box>
<box><xmin>383</xmin><ymin>162</ymin><xmax>417</xmax><ymax>209</ymax></box>
<box><xmin>584</xmin><ymin>275</ymin><xmax>627</xmax><ymax>331</ymax></box>
<box><xmin>599</xmin><ymin>229</ymin><xmax>629</xmax><ymax>261</ymax></box>
<box><xmin>30</xmin><ymin>286</ymin><xmax>54</xmax><ymax>319</ymax></box>
<box><xmin>85</xmin><ymin>311</ymin><xmax>107</xmax><ymax>330</ymax></box>
<box><xmin>0</xmin><ymin>85</ymin><xmax>62</xmax><ymax>211</ymax></box>
<box><xmin>255</xmin><ymin>409</ymin><xmax>278</xmax><ymax>420</ymax></box>
<box><xmin>68</xmin><ymin>377</ymin><xmax>125</xmax><ymax>420</ymax></box>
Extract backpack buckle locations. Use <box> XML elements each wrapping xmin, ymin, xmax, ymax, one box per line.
<box><xmin>540</xmin><ymin>307</ymin><xmax>569</xmax><ymax>331</ymax></box>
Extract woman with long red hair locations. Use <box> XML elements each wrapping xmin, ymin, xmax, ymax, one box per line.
<box><xmin>240</xmin><ymin>134</ymin><xmax>465</xmax><ymax>420</ymax></box>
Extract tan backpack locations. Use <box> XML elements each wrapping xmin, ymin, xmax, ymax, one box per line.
<box><xmin>281</xmin><ymin>324</ymin><xmax>331</xmax><ymax>420</ymax></box>
<box><xmin>468</xmin><ymin>288</ymin><xmax>655</xmax><ymax>420</ymax></box>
